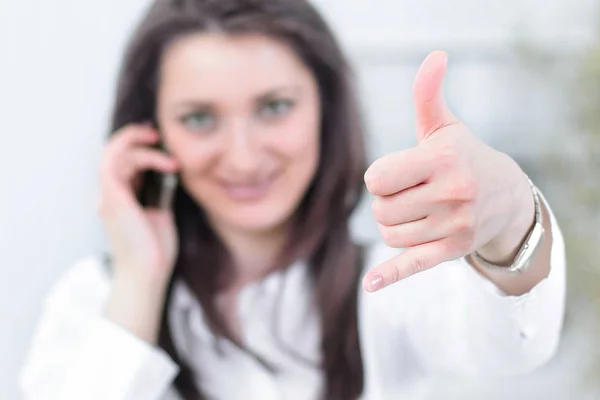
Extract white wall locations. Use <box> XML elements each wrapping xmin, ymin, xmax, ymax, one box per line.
<box><xmin>0</xmin><ymin>0</ymin><xmax>597</xmax><ymax>398</ymax></box>
<box><xmin>313</xmin><ymin>0</ymin><xmax>597</xmax><ymax>48</ymax></box>
<box><xmin>0</xmin><ymin>1</ymin><xmax>151</xmax><ymax>396</ymax></box>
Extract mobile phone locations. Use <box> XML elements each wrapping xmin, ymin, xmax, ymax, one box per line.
<box><xmin>137</xmin><ymin>139</ymin><xmax>178</xmax><ymax>210</ymax></box>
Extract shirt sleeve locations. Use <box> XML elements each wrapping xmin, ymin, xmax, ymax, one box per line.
<box><xmin>362</xmin><ymin>189</ymin><xmax>566</xmax><ymax>379</ymax></box>
<box><xmin>19</xmin><ymin>256</ymin><xmax>179</xmax><ymax>400</ymax></box>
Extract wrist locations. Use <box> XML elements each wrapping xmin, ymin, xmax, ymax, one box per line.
<box><xmin>114</xmin><ymin>267</ymin><xmax>171</xmax><ymax>295</ymax></box>
<box><xmin>478</xmin><ymin>170</ymin><xmax>535</xmax><ymax>264</ymax></box>
<box><xmin>105</xmin><ymin>269</ymin><xmax>170</xmax><ymax>345</ymax></box>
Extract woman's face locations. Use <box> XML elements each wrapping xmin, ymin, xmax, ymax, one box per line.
<box><xmin>156</xmin><ymin>33</ymin><xmax>321</xmax><ymax>235</ymax></box>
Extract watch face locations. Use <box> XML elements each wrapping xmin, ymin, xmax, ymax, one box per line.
<box><xmin>476</xmin><ymin>180</ymin><xmax>545</xmax><ymax>273</ymax></box>
<box><xmin>506</xmin><ymin>182</ymin><xmax>545</xmax><ymax>273</ymax></box>
<box><xmin>510</xmin><ymin>220</ymin><xmax>545</xmax><ymax>273</ymax></box>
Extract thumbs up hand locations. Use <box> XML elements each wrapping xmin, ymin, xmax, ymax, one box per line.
<box><xmin>362</xmin><ymin>51</ymin><xmax>536</xmax><ymax>293</ymax></box>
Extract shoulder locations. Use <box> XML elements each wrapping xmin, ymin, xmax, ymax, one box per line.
<box><xmin>43</xmin><ymin>254</ymin><xmax>112</xmax><ymax>312</ymax></box>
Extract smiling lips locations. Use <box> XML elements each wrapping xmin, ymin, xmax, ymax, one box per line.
<box><xmin>219</xmin><ymin>174</ymin><xmax>278</xmax><ymax>201</ymax></box>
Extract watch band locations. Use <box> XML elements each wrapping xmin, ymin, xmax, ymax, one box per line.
<box><xmin>472</xmin><ymin>176</ymin><xmax>545</xmax><ymax>274</ymax></box>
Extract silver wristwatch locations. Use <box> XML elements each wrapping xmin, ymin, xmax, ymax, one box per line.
<box><xmin>472</xmin><ymin>176</ymin><xmax>545</xmax><ymax>274</ymax></box>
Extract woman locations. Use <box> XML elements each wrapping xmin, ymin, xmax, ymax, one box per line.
<box><xmin>20</xmin><ymin>0</ymin><xmax>566</xmax><ymax>399</ymax></box>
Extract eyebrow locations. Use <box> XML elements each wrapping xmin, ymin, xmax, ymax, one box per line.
<box><xmin>171</xmin><ymin>85</ymin><xmax>303</xmax><ymax>112</ymax></box>
<box><xmin>256</xmin><ymin>85</ymin><xmax>302</xmax><ymax>102</ymax></box>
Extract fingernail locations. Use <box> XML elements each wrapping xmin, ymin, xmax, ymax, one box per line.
<box><xmin>367</xmin><ymin>275</ymin><xmax>384</xmax><ymax>292</ymax></box>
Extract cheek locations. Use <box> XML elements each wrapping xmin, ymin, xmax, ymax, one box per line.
<box><xmin>276</xmin><ymin>110</ymin><xmax>321</xmax><ymax>170</ymax></box>
<box><xmin>162</xmin><ymin>131</ymin><xmax>218</xmax><ymax>186</ymax></box>
<box><xmin>279</xmin><ymin>132</ymin><xmax>319</xmax><ymax>166</ymax></box>
<box><xmin>266</xmin><ymin>120</ymin><xmax>321</xmax><ymax>217</ymax></box>
<box><xmin>179</xmin><ymin>147</ymin><xmax>217</xmax><ymax>185</ymax></box>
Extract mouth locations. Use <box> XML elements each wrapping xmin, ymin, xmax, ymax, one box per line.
<box><xmin>219</xmin><ymin>173</ymin><xmax>279</xmax><ymax>201</ymax></box>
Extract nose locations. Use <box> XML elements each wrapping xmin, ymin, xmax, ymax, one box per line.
<box><xmin>222</xmin><ymin>118</ymin><xmax>261</xmax><ymax>175</ymax></box>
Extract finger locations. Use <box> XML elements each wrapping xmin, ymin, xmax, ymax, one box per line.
<box><xmin>110</xmin><ymin>124</ymin><xmax>160</xmax><ymax>151</ymax></box>
<box><xmin>104</xmin><ymin>148</ymin><xmax>178</xmax><ymax>184</ymax></box>
<box><xmin>123</xmin><ymin>148</ymin><xmax>178</xmax><ymax>181</ymax></box>
<box><xmin>362</xmin><ymin>240</ymin><xmax>449</xmax><ymax>292</ymax></box>
<box><xmin>371</xmin><ymin>182</ymin><xmax>436</xmax><ymax>226</ymax></box>
<box><xmin>377</xmin><ymin>217</ymin><xmax>444</xmax><ymax>249</ymax></box>
<box><xmin>365</xmin><ymin>146</ymin><xmax>434</xmax><ymax>196</ymax></box>
<box><xmin>413</xmin><ymin>50</ymin><xmax>457</xmax><ymax>142</ymax></box>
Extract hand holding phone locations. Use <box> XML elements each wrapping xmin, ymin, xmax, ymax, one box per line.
<box><xmin>98</xmin><ymin>123</ymin><xmax>180</xmax><ymax>287</ymax></box>
<box><xmin>137</xmin><ymin>140</ymin><xmax>179</xmax><ymax>210</ymax></box>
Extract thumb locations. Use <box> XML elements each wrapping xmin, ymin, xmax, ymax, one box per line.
<box><xmin>413</xmin><ymin>50</ymin><xmax>456</xmax><ymax>142</ymax></box>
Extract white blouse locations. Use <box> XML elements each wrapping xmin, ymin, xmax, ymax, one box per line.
<box><xmin>19</xmin><ymin>204</ymin><xmax>566</xmax><ymax>400</ymax></box>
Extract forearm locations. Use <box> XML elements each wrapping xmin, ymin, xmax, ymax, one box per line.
<box><xmin>103</xmin><ymin>271</ymin><xmax>168</xmax><ymax>345</ymax></box>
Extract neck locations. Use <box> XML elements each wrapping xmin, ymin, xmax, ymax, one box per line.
<box><xmin>211</xmin><ymin>221</ymin><xmax>290</xmax><ymax>289</ymax></box>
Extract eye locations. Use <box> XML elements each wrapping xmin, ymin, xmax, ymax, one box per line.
<box><xmin>258</xmin><ymin>98</ymin><xmax>296</xmax><ymax>118</ymax></box>
<box><xmin>179</xmin><ymin>110</ymin><xmax>217</xmax><ymax>132</ymax></box>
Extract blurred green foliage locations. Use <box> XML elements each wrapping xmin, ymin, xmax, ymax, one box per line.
<box><xmin>558</xmin><ymin>24</ymin><xmax>600</xmax><ymax>293</ymax></box>
<box><xmin>515</xmin><ymin>7</ymin><xmax>600</xmax><ymax>391</ymax></box>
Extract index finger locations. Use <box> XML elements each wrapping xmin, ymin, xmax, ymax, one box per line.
<box><xmin>109</xmin><ymin>123</ymin><xmax>159</xmax><ymax>151</ymax></box>
<box><xmin>364</xmin><ymin>146</ymin><xmax>434</xmax><ymax>196</ymax></box>
<box><xmin>362</xmin><ymin>240</ymin><xmax>447</xmax><ymax>292</ymax></box>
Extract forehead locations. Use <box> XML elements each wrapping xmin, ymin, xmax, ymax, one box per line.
<box><xmin>159</xmin><ymin>33</ymin><xmax>314</xmax><ymax>99</ymax></box>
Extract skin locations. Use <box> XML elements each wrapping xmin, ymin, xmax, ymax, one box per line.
<box><xmin>362</xmin><ymin>51</ymin><xmax>552</xmax><ymax>295</ymax></box>
<box><xmin>100</xmin><ymin>33</ymin><xmax>321</xmax><ymax>342</ymax></box>
<box><xmin>99</xmin><ymin>37</ymin><xmax>552</xmax><ymax>345</ymax></box>
<box><xmin>156</xmin><ymin>33</ymin><xmax>322</xmax><ymax>282</ymax></box>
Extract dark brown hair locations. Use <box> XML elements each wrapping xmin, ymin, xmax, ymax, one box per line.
<box><xmin>109</xmin><ymin>0</ymin><xmax>367</xmax><ymax>398</ymax></box>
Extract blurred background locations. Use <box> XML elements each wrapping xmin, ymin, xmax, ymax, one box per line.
<box><xmin>0</xmin><ymin>0</ymin><xmax>599</xmax><ymax>398</ymax></box>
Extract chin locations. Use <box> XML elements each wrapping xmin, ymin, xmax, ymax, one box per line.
<box><xmin>229</xmin><ymin>214</ymin><xmax>289</xmax><ymax>234</ymax></box>
<box><xmin>207</xmin><ymin>200</ymin><xmax>298</xmax><ymax>235</ymax></box>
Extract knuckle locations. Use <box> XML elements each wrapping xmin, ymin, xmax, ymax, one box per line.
<box><xmin>371</xmin><ymin>199</ymin><xmax>384</xmax><ymax>222</ymax></box>
<box><xmin>435</xmin><ymin>145</ymin><xmax>460</xmax><ymax>169</ymax></box>
<box><xmin>371</xmin><ymin>198</ymin><xmax>392</xmax><ymax>224</ymax></box>
<box><xmin>380</xmin><ymin>226</ymin><xmax>398</xmax><ymax>247</ymax></box>
<box><xmin>455</xmin><ymin>212</ymin><xmax>476</xmax><ymax>233</ymax></box>
<box><xmin>116</xmin><ymin>123</ymin><xmax>140</xmax><ymax>136</ymax></box>
<box><xmin>109</xmin><ymin>127</ymin><xmax>129</xmax><ymax>145</ymax></box>
<box><xmin>111</xmin><ymin>123</ymin><xmax>154</xmax><ymax>147</ymax></box>
<box><xmin>444</xmin><ymin>237</ymin><xmax>472</xmax><ymax>256</ymax></box>
<box><xmin>390</xmin><ymin>261</ymin><xmax>401</xmax><ymax>283</ymax></box>
<box><xmin>408</xmin><ymin>257</ymin><xmax>429</xmax><ymax>276</ymax></box>
<box><xmin>451</xmin><ymin>177</ymin><xmax>478</xmax><ymax>201</ymax></box>
<box><xmin>365</xmin><ymin>172</ymin><xmax>383</xmax><ymax>194</ymax></box>
<box><xmin>440</xmin><ymin>240</ymin><xmax>454</xmax><ymax>255</ymax></box>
